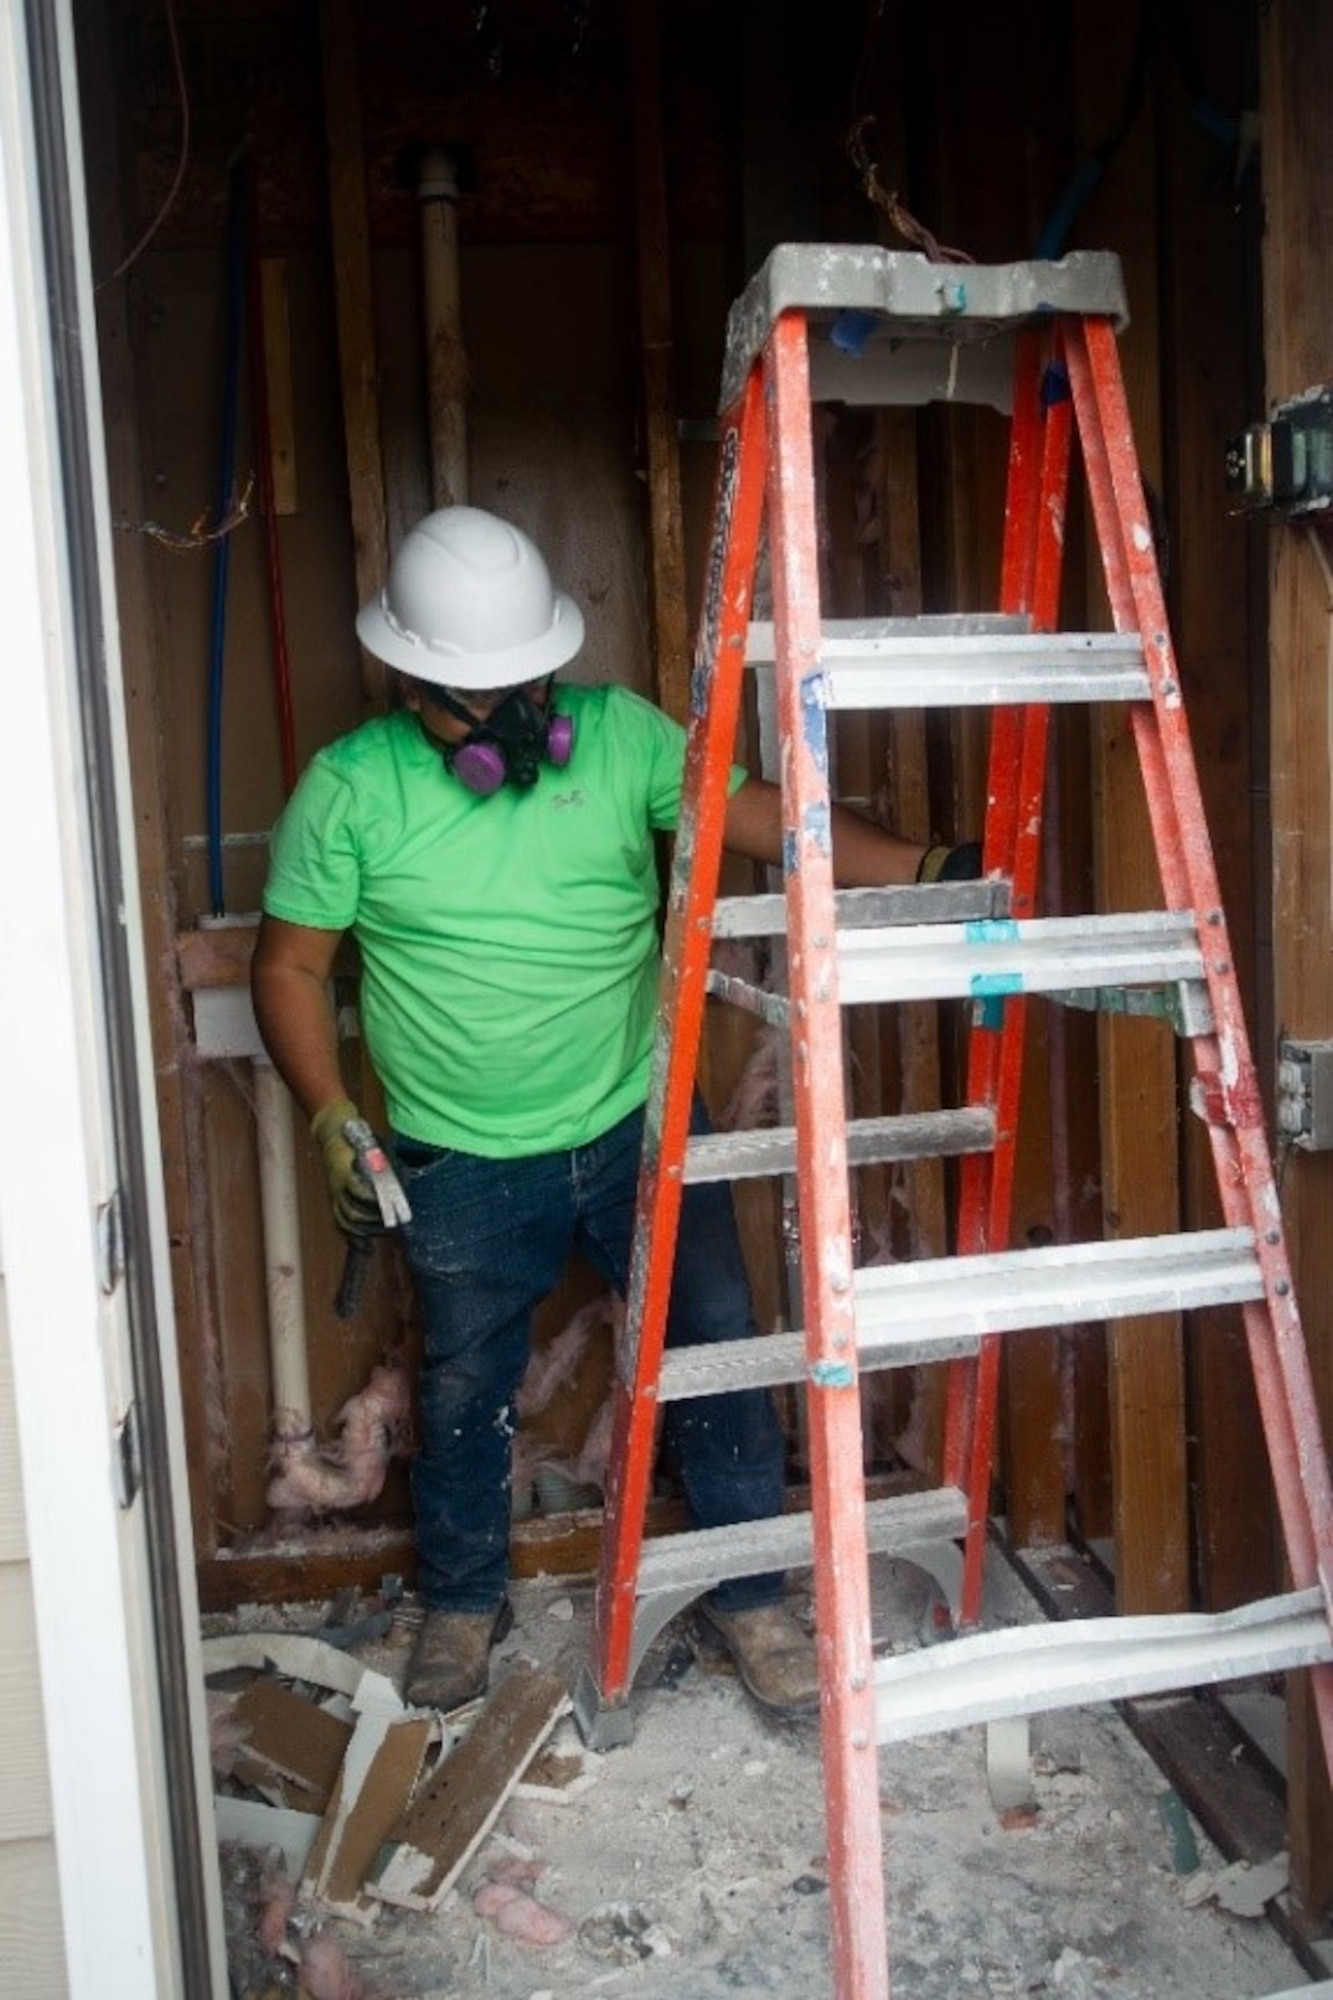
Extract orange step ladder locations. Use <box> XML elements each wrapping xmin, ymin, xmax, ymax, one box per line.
<box><xmin>571</xmin><ymin>245</ymin><xmax>1333</xmax><ymax>2000</ymax></box>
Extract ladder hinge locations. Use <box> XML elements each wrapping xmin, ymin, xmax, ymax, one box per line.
<box><xmin>112</xmin><ymin>1400</ymin><xmax>141</xmax><ymax>1510</ymax></box>
<box><xmin>1048</xmin><ymin>981</ymin><xmax>1211</xmax><ymax>1036</ymax></box>
<box><xmin>96</xmin><ymin>1188</ymin><xmax>126</xmax><ymax>1295</ymax></box>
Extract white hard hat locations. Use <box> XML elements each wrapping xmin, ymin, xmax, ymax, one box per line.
<box><xmin>356</xmin><ymin>506</ymin><xmax>585</xmax><ymax>690</ymax></box>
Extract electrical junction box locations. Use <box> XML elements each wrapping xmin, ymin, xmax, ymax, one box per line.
<box><xmin>192</xmin><ymin>982</ymin><xmax>266</xmax><ymax>1060</ymax></box>
<box><xmin>190</xmin><ymin>912</ymin><xmax>266</xmax><ymax>1059</ymax></box>
<box><xmin>1276</xmin><ymin>1037</ymin><xmax>1333</xmax><ymax>1151</ymax></box>
<box><xmin>1226</xmin><ymin>385</ymin><xmax>1333</xmax><ymax>517</ymax></box>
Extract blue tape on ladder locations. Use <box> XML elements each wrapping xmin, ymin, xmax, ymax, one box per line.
<box><xmin>829</xmin><ymin>308</ymin><xmax>880</xmax><ymax>356</ymax></box>
<box><xmin>1042</xmin><ymin>362</ymin><xmax>1072</xmax><ymax>409</ymax></box>
<box><xmin>965</xmin><ymin>919</ymin><xmax>1023</xmax><ymax>1000</ymax></box>
<box><xmin>971</xmin><ymin>972</ymin><xmax>1024</xmax><ymax>999</ymax></box>
<box><xmin>810</xmin><ymin>1360</ymin><xmax>857</xmax><ymax>1388</ymax></box>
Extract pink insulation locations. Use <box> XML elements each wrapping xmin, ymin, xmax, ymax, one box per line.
<box><xmin>512</xmin><ymin>1294</ymin><xmax>624</xmax><ymax>1505</ymax></box>
<box><xmin>206</xmin><ymin>1689</ymin><xmax>251</xmax><ymax>1776</ymax></box>
<box><xmin>472</xmin><ymin>1858</ymin><xmax>573</xmax><ymax>1948</ymax></box>
<box><xmin>515</xmin><ymin>1295</ymin><xmax>616</xmax><ymax>1420</ymax></box>
<box><xmin>297</xmin><ymin>1931</ymin><xmax>374</xmax><ymax>1999</ymax></box>
<box><xmin>253</xmin><ymin>1864</ymin><xmax>296</xmax><ymax>1959</ymax></box>
<box><xmin>266</xmin><ymin>1362</ymin><xmax>412</xmax><ymax>1516</ymax></box>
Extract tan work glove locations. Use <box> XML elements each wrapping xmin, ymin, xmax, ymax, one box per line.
<box><xmin>310</xmin><ymin>1097</ymin><xmax>382</xmax><ymax>1237</ymax></box>
<box><xmin>916</xmin><ymin>839</ymin><xmax>983</xmax><ymax>884</ymax></box>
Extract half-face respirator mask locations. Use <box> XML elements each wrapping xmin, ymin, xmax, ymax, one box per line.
<box><xmin>425</xmin><ymin>680</ymin><xmax>575</xmax><ymax>796</ymax></box>
<box><xmin>356</xmin><ymin>507</ymin><xmax>587</xmax><ymax>791</ymax></box>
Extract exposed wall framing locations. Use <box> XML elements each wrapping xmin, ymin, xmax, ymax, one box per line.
<box><xmin>82</xmin><ymin>0</ymin><xmax>1330</xmax><ymax>1875</ymax></box>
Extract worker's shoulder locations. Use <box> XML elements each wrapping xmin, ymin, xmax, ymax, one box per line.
<box><xmin>310</xmin><ymin>709</ymin><xmax>415</xmax><ymax>779</ymax></box>
<box><xmin>558</xmin><ymin>679</ymin><xmax>679</xmax><ymax>735</ymax></box>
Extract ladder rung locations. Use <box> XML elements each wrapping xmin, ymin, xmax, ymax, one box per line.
<box><xmin>683</xmin><ymin>1109</ymin><xmax>997</xmax><ymax>1185</ymax></box>
<box><xmin>704</xmin><ymin>969</ymin><xmax>792</xmax><ymax>1028</ymax></box>
<box><xmin>659</xmin><ymin>1319</ymin><xmax>980</xmax><ymax>1403</ymax></box>
<box><xmin>855</xmin><ymin>1228</ymin><xmax>1263</xmax><ymax>1342</ymax></box>
<box><xmin>747</xmin><ymin>624</ymin><xmax>1150</xmax><ymax>708</ymax></box>
<box><xmin>711</xmin><ymin>878</ymin><xmax>1010</xmax><ymax>939</ymax></box>
<box><xmin>836</xmin><ymin>910</ymin><xmax>1204</xmax><ymax>1006</ymax></box>
<box><xmin>657</xmin><ymin>1229</ymin><xmax>1261</xmax><ymax>1404</ymax></box>
<box><xmin>637</xmin><ymin>1486</ymin><xmax>969</xmax><ymax>1601</ymax></box>
<box><xmin>748</xmin><ymin>611</ymin><xmax>1029</xmax><ymax>654</ymax></box>
<box><xmin>873</xmin><ymin>1587</ymin><xmax>1332</xmax><ymax>1745</ymax></box>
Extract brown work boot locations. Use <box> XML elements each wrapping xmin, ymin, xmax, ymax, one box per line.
<box><xmin>695</xmin><ymin>1598</ymin><xmax>820</xmax><ymax>1718</ymax></box>
<box><xmin>403</xmin><ymin>1600</ymin><xmax>514</xmax><ymax>1712</ymax></box>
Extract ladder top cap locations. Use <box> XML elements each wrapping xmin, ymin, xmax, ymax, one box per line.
<box><xmin>719</xmin><ymin>245</ymin><xmax>1129</xmax><ymax>414</ymax></box>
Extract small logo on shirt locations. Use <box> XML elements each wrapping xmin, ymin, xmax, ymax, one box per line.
<box><xmin>550</xmin><ymin>788</ymin><xmax>587</xmax><ymax>809</ymax></box>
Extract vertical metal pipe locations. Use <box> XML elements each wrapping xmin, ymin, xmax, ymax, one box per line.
<box><xmin>417</xmin><ymin>146</ymin><xmax>468</xmax><ymax>508</ymax></box>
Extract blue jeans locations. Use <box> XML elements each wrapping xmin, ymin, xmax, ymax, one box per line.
<box><xmin>391</xmin><ymin>1099</ymin><xmax>786</xmax><ymax>1614</ymax></box>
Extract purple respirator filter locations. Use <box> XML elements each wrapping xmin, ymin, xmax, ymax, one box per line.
<box><xmin>546</xmin><ymin>713</ymin><xmax>574</xmax><ymax>767</ymax></box>
<box><xmin>451</xmin><ymin>739</ymin><xmax>509</xmax><ymax>795</ymax></box>
<box><xmin>450</xmin><ymin>709</ymin><xmax>576</xmax><ymax>795</ymax></box>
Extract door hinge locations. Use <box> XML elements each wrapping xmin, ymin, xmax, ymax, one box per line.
<box><xmin>112</xmin><ymin>1400</ymin><xmax>141</xmax><ymax>1510</ymax></box>
<box><xmin>96</xmin><ymin>1187</ymin><xmax>125</xmax><ymax>1295</ymax></box>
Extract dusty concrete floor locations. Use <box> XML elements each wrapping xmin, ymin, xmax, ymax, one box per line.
<box><xmin>212</xmin><ymin>1548</ymin><xmax>1321</xmax><ymax>2000</ymax></box>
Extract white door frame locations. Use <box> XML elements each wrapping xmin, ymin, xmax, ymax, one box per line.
<box><xmin>0</xmin><ymin>1</ymin><xmax>225</xmax><ymax>1993</ymax></box>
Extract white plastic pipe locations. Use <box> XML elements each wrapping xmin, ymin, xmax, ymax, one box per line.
<box><xmin>417</xmin><ymin>145</ymin><xmax>468</xmax><ymax>509</ymax></box>
<box><xmin>253</xmin><ymin>1051</ymin><xmax>410</xmax><ymax>1515</ymax></box>
<box><xmin>252</xmin><ymin>1053</ymin><xmax>313</xmax><ymax>1441</ymax></box>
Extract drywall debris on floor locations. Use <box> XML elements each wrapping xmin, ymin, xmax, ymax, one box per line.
<box><xmin>205</xmin><ymin>1552</ymin><xmax>1316</xmax><ymax>2000</ymax></box>
<box><xmin>369</xmin><ymin>1668</ymin><xmax>570</xmax><ymax>1911</ymax></box>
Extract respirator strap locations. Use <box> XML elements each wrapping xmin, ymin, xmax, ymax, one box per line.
<box><xmin>415</xmin><ymin>679</ymin><xmax>565</xmax><ymax>793</ymax></box>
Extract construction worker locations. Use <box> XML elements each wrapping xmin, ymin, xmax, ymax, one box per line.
<box><xmin>251</xmin><ymin>504</ymin><xmax>978</xmax><ymax>1719</ymax></box>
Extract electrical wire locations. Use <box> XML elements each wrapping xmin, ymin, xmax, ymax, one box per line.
<box><xmin>205</xmin><ymin>154</ymin><xmax>250</xmax><ymax>917</ymax></box>
<box><xmin>98</xmin><ymin>0</ymin><xmax>189</xmax><ymax>288</ymax></box>
<box><xmin>845</xmin><ymin>115</ymin><xmax>973</xmax><ymax>264</ymax></box>
<box><xmin>1036</xmin><ymin>0</ymin><xmax>1247</xmax><ymax>259</ymax></box>
<box><xmin>1036</xmin><ymin>2</ymin><xmax>1153</xmax><ymax>259</ymax></box>
<box><xmin>245</xmin><ymin>164</ymin><xmax>298</xmax><ymax>796</ymax></box>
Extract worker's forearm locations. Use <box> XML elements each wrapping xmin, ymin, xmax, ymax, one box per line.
<box><xmin>251</xmin><ymin>962</ymin><xmax>347</xmax><ymax>1121</ymax></box>
<box><xmin>828</xmin><ymin>802</ymin><xmax>922</xmax><ymax>886</ymax></box>
<box><xmin>723</xmin><ymin>776</ymin><xmax>924</xmax><ymax>884</ymax></box>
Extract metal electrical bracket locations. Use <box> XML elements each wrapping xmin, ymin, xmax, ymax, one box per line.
<box><xmin>1226</xmin><ymin>385</ymin><xmax>1333</xmax><ymax>517</ymax></box>
<box><xmin>1046</xmin><ymin>979</ymin><xmax>1213</xmax><ymax>1038</ymax></box>
<box><xmin>1276</xmin><ymin>1037</ymin><xmax>1333</xmax><ymax>1150</ymax></box>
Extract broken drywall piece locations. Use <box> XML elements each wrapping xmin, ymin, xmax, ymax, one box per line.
<box><xmin>1180</xmin><ymin>1851</ymin><xmax>1290</xmax><ymax>1918</ymax></box>
<box><xmin>202</xmin><ymin>1630</ymin><xmax>395</xmax><ymax>1704</ymax></box>
<box><xmin>215</xmin><ymin>1795</ymin><xmax>323</xmax><ymax>1879</ymax></box>
<box><xmin>231</xmin><ymin>1677</ymin><xmax>355</xmax><ymax>1813</ymax></box>
<box><xmin>1214</xmin><ymin>1851</ymin><xmax>1289</xmax><ymax>1916</ymax></box>
<box><xmin>369</xmin><ymin>1667</ymin><xmax>571</xmax><ymax>1912</ymax></box>
<box><xmin>299</xmin><ymin>1667</ymin><xmax>432</xmax><ymax>1925</ymax></box>
<box><xmin>513</xmin><ymin>1748</ymin><xmax>601</xmax><ymax>1805</ymax></box>
<box><xmin>512</xmin><ymin>1720</ymin><xmax>602</xmax><ymax>1806</ymax></box>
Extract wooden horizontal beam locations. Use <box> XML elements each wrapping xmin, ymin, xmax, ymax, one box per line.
<box><xmin>194</xmin><ymin>1473</ymin><xmax>925</xmax><ymax>1610</ymax></box>
<box><xmin>176</xmin><ymin>923</ymin><xmax>258</xmax><ymax>992</ymax></box>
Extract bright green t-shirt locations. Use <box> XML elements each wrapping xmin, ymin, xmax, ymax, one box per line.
<box><xmin>262</xmin><ymin>683</ymin><xmax>744</xmax><ymax>1157</ymax></box>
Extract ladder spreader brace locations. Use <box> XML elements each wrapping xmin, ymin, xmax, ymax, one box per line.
<box><xmin>570</xmin><ymin>244</ymin><xmax>1333</xmax><ymax>2000</ymax></box>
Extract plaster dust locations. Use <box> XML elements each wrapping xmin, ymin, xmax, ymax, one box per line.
<box><xmin>212</xmin><ymin>1550</ymin><xmax>1314</xmax><ymax>2000</ymax></box>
